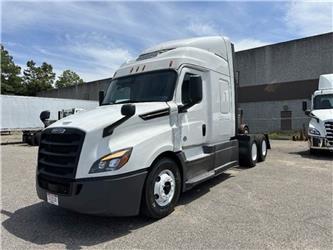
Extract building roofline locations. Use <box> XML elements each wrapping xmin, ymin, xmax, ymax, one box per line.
<box><xmin>84</xmin><ymin>77</ymin><xmax>113</xmax><ymax>84</ymax></box>
<box><xmin>236</xmin><ymin>32</ymin><xmax>333</xmax><ymax>52</ymax></box>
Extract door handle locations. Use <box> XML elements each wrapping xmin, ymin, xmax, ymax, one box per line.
<box><xmin>202</xmin><ymin>124</ymin><xmax>206</xmax><ymax>136</ymax></box>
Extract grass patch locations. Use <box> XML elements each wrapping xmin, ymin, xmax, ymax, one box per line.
<box><xmin>268</xmin><ymin>130</ymin><xmax>303</xmax><ymax>140</ymax></box>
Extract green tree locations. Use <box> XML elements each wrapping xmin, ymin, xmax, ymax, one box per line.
<box><xmin>22</xmin><ymin>60</ymin><xmax>55</xmax><ymax>96</ymax></box>
<box><xmin>1</xmin><ymin>45</ymin><xmax>23</xmax><ymax>95</ymax></box>
<box><xmin>55</xmin><ymin>69</ymin><xmax>84</xmax><ymax>88</ymax></box>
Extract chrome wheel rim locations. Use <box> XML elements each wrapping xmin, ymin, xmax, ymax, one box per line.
<box><xmin>262</xmin><ymin>140</ymin><xmax>267</xmax><ymax>156</ymax></box>
<box><xmin>154</xmin><ymin>169</ymin><xmax>176</xmax><ymax>207</ymax></box>
<box><xmin>251</xmin><ymin>142</ymin><xmax>257</xmax><ymax>162</ymax></box>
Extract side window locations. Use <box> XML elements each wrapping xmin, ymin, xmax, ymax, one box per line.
<box><xmin>181</xmin><ymin>73</ymin><xmax>193</xmax><ymax>105</ymax></box>
<box><xmin>220</xmin><ymin>79</ymin><xmax>230</xmax><ymax>114</ymax></box>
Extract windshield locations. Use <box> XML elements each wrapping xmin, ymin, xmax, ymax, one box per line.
<box><xmin>102</xmin><ymin>70</ymin><xmax>177</xmax><ymax>105</ymax></box>
<box><xmin>313</xmin><ymin>94</ymin><xmax>333</xmax><ymax>110</ymax></box>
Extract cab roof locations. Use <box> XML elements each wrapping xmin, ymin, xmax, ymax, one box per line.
<box><xmin>140</xmin><ymin>36</ymin><xmax>231</xmax><ymax>61</ymax></box>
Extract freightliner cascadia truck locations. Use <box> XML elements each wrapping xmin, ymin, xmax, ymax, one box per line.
<box><xmin>36</xmin><ymin>36</ymin><xmax>270</xmax><ymax>218</ymax></box>
<box><xmin>304</xmin><ymin>74</ymin><xmax>333</xmax><ymax>154</ymax></box>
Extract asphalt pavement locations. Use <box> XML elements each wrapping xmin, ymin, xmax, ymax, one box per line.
<box><xmin>1</xmin><ymin>140</ymin><xmax>332</xmax><ymax>249</ymax></box>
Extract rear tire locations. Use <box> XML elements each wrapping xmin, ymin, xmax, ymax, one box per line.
<box><xmin>258</xmin><ymin>136</ymin><xmax>268</xmax><ymax>162</ymax></box>
<box><xmin>141</xmin><ymin>158</ymin><xmax>181</xmax><ymax>219</ymax></box>
<box><xmin>239</xmin><ymin>138</ymin><xmax>258</xmax><ymax>168</ymax></box>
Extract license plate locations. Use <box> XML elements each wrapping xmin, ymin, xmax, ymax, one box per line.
<box><xmin>47</xmin><ymin>192</ymin><xmax>59</xmax><ymax>206</ymax></box>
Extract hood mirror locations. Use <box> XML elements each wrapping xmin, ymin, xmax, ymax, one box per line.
<box><xmin>121</xmin><ymin>104</ymin><xmax>136</xmax><ymax>117</ymax></box>
<box><xmin>40</xmin><ymin>110</ymin><xmax>51</xmax><ymax>128</ymax></box>
<box><xmin>302</xmin><ymin>101</ymin><xmax>307</xmax><ymax>111</ymax></box>
<box><xmin>99</xmin><ymin>91</ymin><xmax>105</xmax><ymax>106</ymax></box>
<box><xmin>40</xmin><ymin>110</ymin><xmax>50</xmax><ymax>122</ymax></box>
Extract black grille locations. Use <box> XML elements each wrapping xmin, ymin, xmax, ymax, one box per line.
<box><xmin>325</xmin><ymin>122</ymin><xmax>333</xmax><ymax>146</ymax></box>
<box><xmin>37</xmin><ymin>128</ymin><xmax>85</xmax><ymax>178</ymax></box>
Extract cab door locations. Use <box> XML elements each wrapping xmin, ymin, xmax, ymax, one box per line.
<box><xmin>176</xmin><ymin>68</ymin><xmax>208</xmax><ymax>149</ymax></box>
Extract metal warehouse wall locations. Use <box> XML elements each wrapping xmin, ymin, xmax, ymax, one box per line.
<box><xmin>38</xmin><ymin>78</ymin><xmax>112</xmax><ymax>101</ymax></box>
<box><xmin>235</xmin><ymin>32</ymin><xmax>333</xmax><ymax>87</ymax></box>
<box><xmin>235</xmin><ymin>32</ymin><xmax>333</xmax><ymax>132</ymax></box>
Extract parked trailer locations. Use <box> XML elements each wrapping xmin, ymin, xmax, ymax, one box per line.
<box><xmin>36</xmin><ymin>36</ymin><xmax>270</xmax><ymax>218</ymax></box>
<box><xmin>1</xmin><ymin>95</ymin><xmax>98</xmax><ymax>144</ymax></box>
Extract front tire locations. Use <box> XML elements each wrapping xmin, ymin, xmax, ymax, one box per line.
<box><xmin>310</xmin><ymin>148</ymin><xmax>318</xmax><ymax>155</ymax></box>
<box><xmin>141</xmin><ymin>158</ymin><xmax>181</xmax><ymax>219</ymax></box>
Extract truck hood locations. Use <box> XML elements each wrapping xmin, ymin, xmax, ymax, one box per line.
<box><xmin>47</xmin><ymin>102</ymin><xmax>170</xmax><ymax>132</ymax></box>
<box><xmin>311</xmin><ymin>109</ymin><xmax>333</xmax><ymax>122</ymax></box>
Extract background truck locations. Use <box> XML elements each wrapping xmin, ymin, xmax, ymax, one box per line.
<box><xmin>36</xmin><ymin>36</ymin><xmax>270</xmax><ymax>219</ymax></box>
<box><xmin>304</xmin><ymin>74</ymin><xmax>333</xmax><ymax>153</ymax></box>
<box><xmin>0</xmin><ymin>95</ymin><xmax>98</xmax><ymax>145</ymax></box>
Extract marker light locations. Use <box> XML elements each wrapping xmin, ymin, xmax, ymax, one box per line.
<box><xmin>169</xmin><ymin>60</ymin><xmax>173</xmax><ymax>67</ymax></box>
<box><xmin>89</xmin><ymin>148</ymin><xmax>132</xmax><ymax>173</ymax></box>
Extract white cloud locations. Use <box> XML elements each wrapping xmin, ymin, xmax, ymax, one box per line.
<box><xmin>285</xmin><ymin>1</ymin><xmax>333</xmax><ymax>36</ymax></box>
<box><xmin>3</xmin><ymin>1</ymin><xmax>289</xmax><ymax>81</ymax></box>
<box><xmin>234</xmin><ymin>39</ymin><xmax>268</xmax><ymax>51</ymax></box>
<box><xmin>72</xmin><ymin>47</ymin><xmax>133</xmax><ymax>81</ymax></box>
<box><xmin>187</xmin><ymin>22</ymin><xmax>220</xmax><ymax>36</ymax></box>
<box><xmin>63</xmin><ymin>33</ymin><xmax>134</xmax><ymax>81</ymax></box>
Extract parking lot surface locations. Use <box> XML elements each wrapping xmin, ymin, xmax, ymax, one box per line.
<box><xmin>1</xmin><ymin>140</ymin><xmax>332</xmax><ymax>249</ymax></box>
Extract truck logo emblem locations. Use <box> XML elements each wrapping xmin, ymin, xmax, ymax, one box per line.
<box><xmin>51</xmin><ymin>128</ymin><xmax>66</xmax><ymax>134</ymax></box>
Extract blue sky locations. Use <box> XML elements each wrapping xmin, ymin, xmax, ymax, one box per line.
<box><xmin>2</xmin><ymin>0</ymin><xmax>332</xmax><ymax>82</ymax></box>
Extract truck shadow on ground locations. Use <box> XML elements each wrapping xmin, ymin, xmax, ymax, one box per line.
<box><xmin>289</xmin><ymin>149</ymin><xmax>333</xmax><ymax>160</ymax></box>
<box><xmin>1</xmin><ymin>173</ymin><xmax>234</xmax><ymax>249</ymax></box>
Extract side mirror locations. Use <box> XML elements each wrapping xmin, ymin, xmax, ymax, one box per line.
<box><xmin>99</xmin><ymin>91</ymin><xmax>105</xmax><ymax>106</ymax></box>
<box><xmin>40</xmin><ymin>110</ymin><xmax>50</xmax><ymax>122</ymax></box>
<box><xmin>305</xmin><ymin>109</ymin><xmax>311</xmax><ymax>116</ymax></box>
<box><xmin>188</xmin><ymin>75</ymin><xmax>203</xmax><ymax>105</ymax></box>
<box><xmin>302</xmin><ymin>101</ymin><xmax>307</xmax><ymax>111</ymax></box>
<box><xmin>121</xmin><ymin>104</ymin><xmax>136</xmax><ymax>117</ymax></box>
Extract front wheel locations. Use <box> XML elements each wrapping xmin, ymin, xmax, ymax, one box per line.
<box><xmin>141</xmin><ymin>158</ymin><xmax>181</xmax><ymax>219</ymax></box>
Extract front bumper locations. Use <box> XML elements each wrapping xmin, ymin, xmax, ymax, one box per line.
<box><xmin>308</xmin><ymin>136</ymin><xmax>333</xmax><ymax>151</ymax></box>
<box><xmin>36</xmin><ymin>170</ymin><xmax>147</xmax><ymax>216</ymax></box>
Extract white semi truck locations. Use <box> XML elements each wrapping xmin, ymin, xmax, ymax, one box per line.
<box><xmin>36</xmin><ymin>36</ymin><xmax>270</xmax><ymax>218</ymax></box>
<box><xmin>304</xmin><ymin>74</ymin><xmax>333</xmax><ymax>153</ymax></box>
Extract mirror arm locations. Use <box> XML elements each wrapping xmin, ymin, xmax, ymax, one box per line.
<box><xmin>310</xmin><ymin>113</ymin><xmax>320</xmax><ymax>123</ymax></box>
<box><xmin>178</xmin><ymin>103</ymin><xmax>193</xmax><ymax>113</ymax></box>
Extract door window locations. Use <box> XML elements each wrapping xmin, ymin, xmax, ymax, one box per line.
<box><xmin>181</xmin><ymin>73</ymin><xmax>194</xmax><ymax>105</ymax></box>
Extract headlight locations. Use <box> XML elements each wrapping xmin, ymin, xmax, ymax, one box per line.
<box><xmin>308</xmin><ymin>127</ymin><xmax>320</xmax><ymax>136</ymax></box>
<box><xmin>89</xmin><ymin>148</ymin><xmax>132</xmax><ymax>173</ymax></box>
